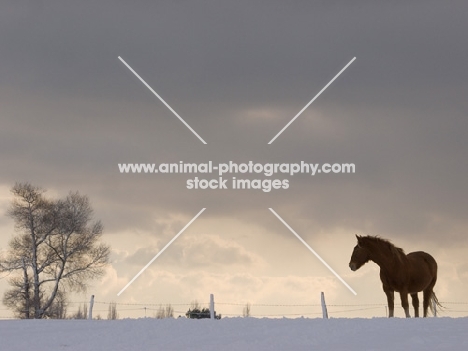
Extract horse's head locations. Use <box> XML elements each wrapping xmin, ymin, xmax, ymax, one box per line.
<box><xmin>349</xmin><ymin>235</ymin><xmax>370</xmax><ymax>271</ymax></box>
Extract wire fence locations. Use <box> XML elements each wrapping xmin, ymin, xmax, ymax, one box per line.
<box><xmin>1</xmin><ymin>300</ymin><xmax>468</xmax><ymax>320</ymax></box>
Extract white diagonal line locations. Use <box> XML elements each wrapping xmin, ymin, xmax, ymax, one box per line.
<box><xmin>269</xmin><ymin>208</ymin><xmax>357</xmax><ymax>295</ymax></box>
<box><xmin>118</xmin><ymin>56</ymin><xmax>207</xmax><ymax>144</ymax></box>
<box><xmin>117</xmin><ymin>208</ymin><xmax>206</xmax><ymax>296</ymax></box>
<box><xmin>268</xmin><ymin>57</ymin><xmax>356</xmax><ymax>144</ymax></box>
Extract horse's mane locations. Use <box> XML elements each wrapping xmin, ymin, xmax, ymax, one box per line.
<box><xmin>360</xmin><ymin>235</ymin><xmax>405</xmax><ymax>258</ymax></box>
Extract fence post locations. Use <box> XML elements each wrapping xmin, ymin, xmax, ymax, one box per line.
<box><xmin>88</xmin><ymin>295</ymin><xmax>94</xmax><ymax>320</ymax></box>
<box><xmin>210</xmin><ymin>294</ymin><xmax>215</xmax><ymax>319</ymax></box>
<box><xmin>321</xmin><ymin>292</ymin><xmax>328</xmax><ymax>319</ymax></box>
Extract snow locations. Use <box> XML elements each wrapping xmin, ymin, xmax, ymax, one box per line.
<box><xmin>1</xmin><ymin>317</ymin><xmax>467</xmax><ymax>351</ymax></box>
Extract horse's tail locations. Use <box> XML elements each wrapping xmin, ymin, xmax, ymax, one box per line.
<box><xmin>429</xmin><ymin>292</ymin><xmax>443</xmax><ymax>316</ymax></box>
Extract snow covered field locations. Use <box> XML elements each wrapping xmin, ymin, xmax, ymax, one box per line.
<box><xmin>1</xmin><ymin>317</ymin><xmax>467</xmax><ymax>351</ymax></box>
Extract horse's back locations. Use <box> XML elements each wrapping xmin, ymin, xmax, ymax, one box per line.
<box><xmin>407</xmin><ymin>251</ymin><xmax>437</xmax><ymax>269</ymax></box>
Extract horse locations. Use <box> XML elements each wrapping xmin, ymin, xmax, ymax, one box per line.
<box><xmin>349</xmin><ymin>235</ymin><xmax>440</xmax><ymax>318</ymax></box>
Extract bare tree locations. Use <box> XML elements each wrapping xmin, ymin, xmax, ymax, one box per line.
<box><xmin>2</xmin><ymin>272</ymin><xmax>33</xmax><ymax>319</ymax></box>
<box><xmin>46</xmin><ymin>289</ymin><xmax>68</xmax><ymax>319</ymax></box>
<box><xmin>107</xmin><ymin>301</ymin><xmax>118</xmax><ymax>320</ymax></box>
<box><xmin>243</xmin><ymin>303</ymin><xmax>251</xmax><ymax>317</ymax></box>
<box><xmin>83</xmin><ymin>302</ymin><xmax>88</xmax><ymax>319</ymax></box>
<box><xmin>165</xmin><ymin>304</ymin><xmax>174</xmax><ymax>318</ymax></box>
<box><xmin>71</xmin><ymin>303</ymin><xmax>88</xmax><ymax>319</ymax></box>
<box><xmin>0</xmin><ymin>183</ymin><xmax>110</xmax><ymax>319</ymax></box>
<box><xmin>190</xmin><ymin>300</ymin><xmax>201</xmax><ymax>310</ymax></box>
<box><xmin>155</xmin><ymin>304</ymin><xmax>174</xmax><ymax>319</ymax></box>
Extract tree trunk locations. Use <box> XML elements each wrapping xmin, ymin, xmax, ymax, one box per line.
<box><xmin>22</xmin><ymin>258</ymin><xmax>30</xmax><ymax>319</ymax></box>
<box><xmin>28</xmin><ymin>204</ymin><xmax>43</xmax><ymax>319</ymax></box>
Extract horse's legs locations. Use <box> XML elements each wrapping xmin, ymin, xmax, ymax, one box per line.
<box><xmin>423</xmin><ymin>280</ymin><xmax>437</xmax><ymax>317</ymax></box>
<box><xmin>400</xmin><ymin>292</ymin><xmax>411</xmax><ymax>318</ymax></box>
<box><xmin>411</xmin><ymin>293</ymin><xmax>419</xmax><ymax>318</ymax></box>
<box><xmin>384</xmin><ymin>288</ymin><xmax>394</xmax><ymax>317</ymax></box>
<box><xmin>423</xmin><ymin>288</ymin><xmax>432</xmax><ymax>317</ymax></box>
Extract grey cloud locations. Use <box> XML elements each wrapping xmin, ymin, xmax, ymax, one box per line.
<box><xmin>0</xmin><ymin>1</ymin><xmax>467</xmax><ymax>253</ymax></box>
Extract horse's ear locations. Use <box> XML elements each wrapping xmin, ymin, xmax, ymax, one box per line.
<box><xmin>355</xmin><ymin>234</ymin><xmax>362</xmax><ymax>246</ymax></box>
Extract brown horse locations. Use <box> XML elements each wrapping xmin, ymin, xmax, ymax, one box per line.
<box><xmin>349</xmin><ymin>235</ymin><xmax>440</xmax><ymax>318</ymax></box>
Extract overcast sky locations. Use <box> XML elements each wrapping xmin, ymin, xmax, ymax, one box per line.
<box><xmin>1</xmin><ymin>1</ymin><xmax>468</xmax><ymax>318</ymax></box>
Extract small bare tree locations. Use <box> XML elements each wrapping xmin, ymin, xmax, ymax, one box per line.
<box><xmin>155</xmin><ymin>304</ymin><xmax>174</xmax><ymax>319</ymax></box>
<box><xmin>190</xmin><ymin>300</ymin><xmax>201</xmax><ymax>310</ymax></box>
<box><xmin>46</xmin><ymin>290</ymin><xmax>68</xmax><ymax>319</ymax></box>
<box><xmin>243</xmin><ymin>303</ymin><xmax>251</xmax><ymax>317</ymax></box>
<box><xmin>107</xmin><ymin>301</ymin><xmax>119</xmax><ymax>320</ymax></box>
<box><xmin>165</xmin><ymin>304</ymin><xmax>174</xmax><ymax>318</ymax></box>
<box><xmin>71</xmin><ymin>303</ymin><xmax>88</xmax><ymax>319</ymax></box>
<box><xmin>0</xmin><ymin>183</ymin><xmax>110</xmax><ymax>319</ymax></box>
